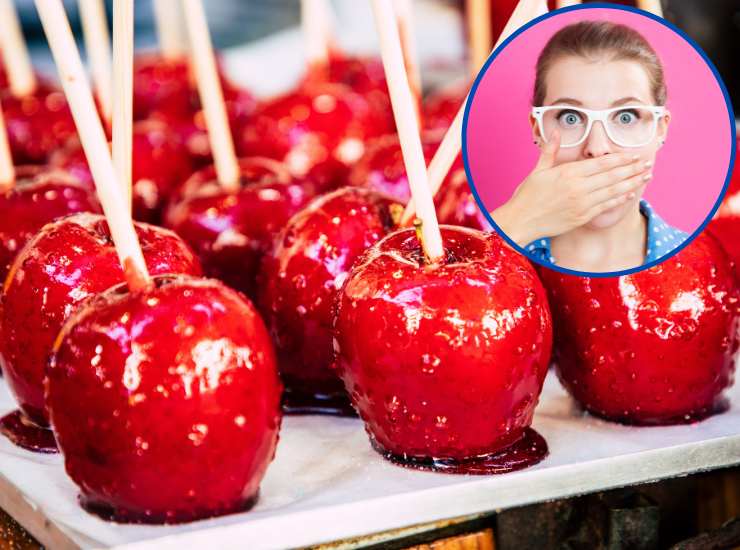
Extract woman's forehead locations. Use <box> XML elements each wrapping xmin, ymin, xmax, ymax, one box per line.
<box><xmin>543</xmin><ymin>55</ymin><xmax>654</xmax><ymax>107</ymax></box>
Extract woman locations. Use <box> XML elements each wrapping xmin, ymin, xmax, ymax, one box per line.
<box><xmin>492</xmin><ymin>20</ymin><xmax>687</xmax><ymax>273</ymax></box>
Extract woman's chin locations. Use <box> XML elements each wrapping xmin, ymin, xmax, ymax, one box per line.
<box><xmin>586</xmin><ymin>203</ymin><xmax>631</xmax><ymax>230</ymax></box>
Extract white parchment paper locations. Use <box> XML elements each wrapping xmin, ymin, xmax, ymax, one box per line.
<box><xmin>0</xmin><ymin>372</ymin><xmax>737</xmax><ymax>550</ymax></box>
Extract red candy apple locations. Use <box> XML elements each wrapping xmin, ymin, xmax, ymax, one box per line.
<box><xmin>0</xmin><ymin>213</ymin><xmax>201</xmax><ymax>443</ymax></box>
<box><xmin>349</xmin><ymin>133</ymin><xmax>486</xmax><ymax>230</ymax></box>
<box><xmin>239</xmin><ymin>83</ymin><xmax>393</xmax><ymax>188</ymax></box>
<box><xmin>333</xmin><ymin>226</ymin><xmax>552</xmax><ymax>472</ymax></box>
<box><xmin>258</xmin><ymin>187</ymin><xmax>400</xmax><ymax>414</ymax></box>
<box><xmin>303</xmin><ymin>54</ymin><xmax>391</xmax><ymax>126</ymax></box>
<box><xmin>133</xmin><ymin>54</ymin><xmax>254</xmax><ymax>127</ymax></box>
<box><xmin>164</xmin><ymin>158</ymin><xmax>324</xmax><ymax>299</ymax></box>
<box><xmin>1</xmin><ymin>83</ymin><xmax>77</xmax><ymax>164</ymax></box>
<box><xmin>435</xmin><ymin>167</ymin><xmax>490</xmax><ymax>230</ymax></box>
<box><xmin>0</xmin><ymin>166</ymin><xmax>101</xmax><ymax>282</ymax></box>
<box><xmin>153</xmin><ymin>83</ymin><xmax>257</xmax><ymax>169</ymax></box>
<box><xmin>133</xmin><ymin>55</ymin><xmax>194</xmax><ymax>121</ymax></box>
<box><xmin>134</xmin><ymin>54</ymin><xmax>256</xmax><ymax>168</ymax></box>
<box><xmin>707</xmin><ymin>218</ymin><xmax>740</xmax><ymax>282</ymax></box>
<box><xmin>348</xmin><ymin>133</ymin><xmax>435</xmax><ymax>203</ymax></box>
<box><xmin>47</xmin><ymin>275</ymin><xmax>282</xmax><ymax>523</ymax></box>
<box><xmin>167</xmin><ymin>156</ymin><xmax>296</xmax><ymax>205</ymax></box>
<box><xmin>716</xmin><ymin>139</ymin><xmax>740</xmax><ymax>218</ymax></box>
<box><xmin>51</xmin><ymin>119</ymin><xmax>194</xmax><ymax>223</ymax></box>
<box><xmin>304</xmin><ymin>54</ymin><xmax>387</xmax><ymax>96</ymax></box>
<box><xmin>705</xmin><ymin>140</ymin><xmax>740</xmax><ymax>277</ymax></box>
<box><xmin>422</xmin><ymin>83</ymin><xmax>467</xmax><ymax>134</ymax></box>
<box><xmin>539</xmin><ymin>233</ymin><xmax>740</xmax><ymax>425</ymax></box>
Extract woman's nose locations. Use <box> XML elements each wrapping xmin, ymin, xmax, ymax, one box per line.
<box><xmin>583</xmin><ymin>121</ymin><xmax>614</xmax><ymax>158</ymax></box>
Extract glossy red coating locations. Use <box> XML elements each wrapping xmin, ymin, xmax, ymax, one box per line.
<box><xmin>435</xmin><ymin>167</ymin><xmax>490</xmax><ymax>230</ymax></box>
<box><xmin>716</xmin><ymin>139</ymin><xmax>740</xmax><ymax>218</ymax></box>
<box><xmin>348</xmin><ymin>133</ymin><xmax>487</xmax><ymax>230</ymax></box>
<box><xmin>164</xmin><ymin>158</ymin><xmax>324</xmax><ymax>300</ymax></box>
<box><xmin>166</xmin><ymin>156</ymin><xmax>299</xmax><ymax>206</ymax></box>
<box><xmin>334</xmin><ymin>227</ymin><xmax>552</xmax><ymax>468</ymax></box>
<box><xmin>303</xmin><ymin>54</ymin><xmax>391</xmax><ymax>126</ymax></box>
<box><xmin>1</xmin><ymin>83</ymin><xmax>76</xmax><ymax>164</ymax></box>
<box><xmin>707</xmin><ymin>217</ymin><xmax>740</xmax><ymax>282</ymax></box>
<box><xmin>380</xmin><ymin>427</ymin><xmax>547</xmax><ymax>475</ymax></box>
<box><xmin>488</xmin><ymin>0</ymin><xmax>521</xmax><ymax>45</ymax></box>
<box><xmin>0</xmin><ymin>166</ymin><xmax>101</xmax><ymax>283</ymax></box>
<box><xmin>238</xmin><ymin>83</ymin><xmax>393</xmax><ymax>189</ymax></box>
<box><xmin>257</xmin><ymin>187</ymin><xmax>400</xmax><ymax>414</ymax></box>
<box><xmin>47</xmin><ymin>275</ymin><xmax>282</xmax><ymax>524</ymax></box>
<box><xmin>539</xmin><ymin>233</ymin><xmax>740</xmax><ymax>425</ymax></box>
<box><xmin>153</xmin><ymin>84</ymin><xmax>257</xmax><ymax>169</ymax></box>
<box><xmin>0</xmin><ymin>410</ymin><xmax>57</xmax><ymax>453</ymax></box>
<box><xmin>133</xmin><ymin>54</ymin><xmax>255</xmax><ymax>168</ymax></box>
<box><xmin>348</xmin><ymin>133</ymin><xmax>438</xmax><ymax>204</ymax></box>
<box><xmin>51</xmin><ymin>119</ymin><xmax>194</xmax><ymax>223</ymax></box>
<box><xmin>133</xmin><ymin>55</ymin><xmax>194</xmax><ymax>121</ymax></box>
<box><xmin>422</xmin><ymin>83</ymin><xmax>468</xmax><ymax>133</ymax></box>
<box><xmin>706</xmin><ymin>140</ymin><xmax>740</xmax><ymax>281</ymax></box>
<box><xmin>706</xmin><ymin>139</ymin><xmax>740</xmax><ymax>278</ymax></box>
<box><xmin>0</xmin><ymin>213</ymin><xmax>202</xmax><ymax>429</ymax></box>
<box><xmin>304</xmin><ymin>54</ymin><xmax>387</xmax><ymax>95</ymax></box>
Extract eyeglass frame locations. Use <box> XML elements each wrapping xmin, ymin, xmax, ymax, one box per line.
<box><xmin>531</xmin><ymin>105</ymin><xmax>667</xmax><ymax>149</ymax></box>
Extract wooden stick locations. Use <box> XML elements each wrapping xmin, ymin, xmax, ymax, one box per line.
<box><xmin>78</xmin><ymin>0</ymin><xmax>113</xmax><ymax>123</ymax></box>
<box><xmin>466</xmin><ymin>0</ymin><xmax>492</xmax><ymax>77</ymax></box>
<box><xmin>35</xmin><ymin>0</ymin><xmax>151</xmax><ymax>291</ymax></box>
<box><xmin>395</xmin><ymin>0</ymin><xmax>422</xmax><ymax>110</ymax></box>
<box><xmin>153</xmin><ymin>0</ymin><xmax>188</xmax><ymax>59</ymax></box>
<box><xmin>556</xmin><ymin>0</ymin><xmax>582</xmax><ymax>7</ymax></box>
<box><xmin>0</xmin><ymin>0</ymin><xmax>37</xmax><ymax>97</ymax></box>
<box><xmin>401</xmin><ymin>0</ymin><xmax>541</xmax><ymax>226</ymax></box>
<box><xmin>182</xmin><ymin>0</ymin><xmax>240</xmax><ymax>192</ymax></box>
<box><xmin>371</xmin><ymin>0</ymin><xmax>444</xmax><ymax>263</ymax></box>
<box><xmin>532</xmin><ymin>0</ymin><xmax>549</xmax><ymax>17</ymax></box>
<box><xmin>301</xmin><ymin>0</ymin><xmax>332</xmax><ymax>68</ymax></box>
<box><xmin>0</xmin><ymin>103</ymin><xmax>14</xmax><ymax>192</ymax></box>
<box><xmin>636</xmin><ymin>0</ymin><xmax>664</xmax><ymax>17</ymax></box>
<box><xmin>112</xmin><ymin>0</ymin><xmax>133</xmax><ymax>210</ymax></box>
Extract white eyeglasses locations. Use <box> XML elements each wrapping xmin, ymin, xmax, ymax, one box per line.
<box><xmin>531</xmin><ymin>105</ymin><xmax>667</xmax><ymax>148</ymax></box>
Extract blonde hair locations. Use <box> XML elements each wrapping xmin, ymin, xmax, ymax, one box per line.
<box><xmin>533</xmin><ymin>20</ymin><xmax>667</xmax><ymax>106</ymax></box>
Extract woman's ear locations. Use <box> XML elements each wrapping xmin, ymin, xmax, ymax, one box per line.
<box><xmin>657</xmin><ymin>109</ymin><xmax>671</xmax><ymax>147</ymax></box>
<box><xmin>530</xmin><ymin>113</ymin><xmax>543</xmax><ymax>146</ymax></box>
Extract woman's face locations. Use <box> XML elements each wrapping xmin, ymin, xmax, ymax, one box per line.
<box><xmin>532</xmin><ymin>55</ymin><xmax>671</xmax><ymax>229</ymax></box>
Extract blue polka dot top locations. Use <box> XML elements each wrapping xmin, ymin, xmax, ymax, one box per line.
<box><xmin>525</xmin><ymin>200</ymin><xmax>688</xmax><ymax>266</ymax></box>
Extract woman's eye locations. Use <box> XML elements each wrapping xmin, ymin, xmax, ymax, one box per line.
<box><xmin>557</xmin><ymin>110</ymin><xmax>583</xmax><ymax>126</ymax></box>
<box><xmin>615</xmin><ymin>110</ymin><xmax>639</xmax><ymax>125</ymax></box>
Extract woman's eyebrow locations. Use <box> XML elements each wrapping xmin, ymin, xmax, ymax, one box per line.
<box><xmin>546</xmin><ymin>97</ymin><xmax>649</xmax><ymax>107</ymax></box>
<box><xmin>611</xmin><ymin>97</ymin><xmax>647</xmax><ymax>106</ymax></box>
<box><xmin>549</xmin><ymin>97</ymin><xmax>583</xmax><ymax>106</ymax></box>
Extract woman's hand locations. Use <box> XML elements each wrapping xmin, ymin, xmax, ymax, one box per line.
<box><xmin>491</xmin><ymin>130</ymin><xmax>653</xmax><ymax>246</ymax></box>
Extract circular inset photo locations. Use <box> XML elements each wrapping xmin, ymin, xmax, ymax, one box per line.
<box><xmin>463</xmin><ymin>4</ymin><xmax>736</xmax><ymax>276</ymax></box>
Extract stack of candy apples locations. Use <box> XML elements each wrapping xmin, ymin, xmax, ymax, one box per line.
<box><xmin>0</xmin><ymin>0</ymin><xmax>733</xmax><ymax>529</ymax></box>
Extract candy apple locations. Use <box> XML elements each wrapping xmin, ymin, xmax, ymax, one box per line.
<box><xmin>0</xmin><ymin>213</ymin><xmax>201</xmax><ymax>451</ymax></box>
<box><xmin>258</xmin><ymin>187</ymin><xmax>400</xmax><ymax>414</ymax></box>
<box><xmin>333</xmin><ymin>226</ymin><xmax>552</xmax><ymax>472</ymax></box>
<box><xmin>47</xmin><ymin>275</ymin><xmax>281</xmax><ymax>523</ymax></box>
<box><xmin>539</xmin><ymin>233</ymin><xmax>739</xmax><ymax>425</ymax></box>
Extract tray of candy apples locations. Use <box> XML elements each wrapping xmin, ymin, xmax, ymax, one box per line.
<box><xmin>0</xmin><ymin>0</ymin><xmax>737</xmax><ymax>549</ymax></box>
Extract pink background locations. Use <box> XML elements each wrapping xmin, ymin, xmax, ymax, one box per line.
<box><xmin>465</xmin><ymin>7</ymin><xmax>734</xmax><ymax>233</ymax></box>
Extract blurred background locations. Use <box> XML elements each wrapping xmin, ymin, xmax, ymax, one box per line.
<box><xmin>9</xmin><ymin>0</ymin><xmax>740</xmax><ymax>112</ymax></box>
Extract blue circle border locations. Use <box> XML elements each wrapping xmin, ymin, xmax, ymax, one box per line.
<box><xmin>461</xmin><ymin>2</ymin><xmax>737</xmax><ymax>279</ymax></box>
